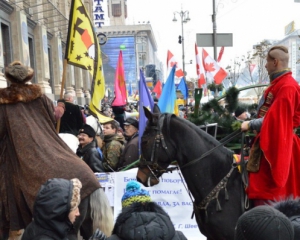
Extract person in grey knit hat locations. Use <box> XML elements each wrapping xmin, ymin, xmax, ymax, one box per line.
<box><xmin>234</xmin><ymin>205</ymin><xmax>294</xmax><ymax>240</ymax></box>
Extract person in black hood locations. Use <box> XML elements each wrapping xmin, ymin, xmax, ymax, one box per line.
<box><xmin>22</xmin><ymin>178</ymin><xmax>82</xmax><ymax>240</ymax></box>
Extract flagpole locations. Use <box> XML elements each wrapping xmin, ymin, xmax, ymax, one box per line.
<box><xmin>56</xmin><ymin>59</ymin><xmax>68</xmax><ymax>133</ymax></box>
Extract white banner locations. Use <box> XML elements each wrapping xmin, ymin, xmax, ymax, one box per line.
<box><xmin>96</xmin><ymin>168</ymin><xmax>205</xmax><ymax>240</ymax></box>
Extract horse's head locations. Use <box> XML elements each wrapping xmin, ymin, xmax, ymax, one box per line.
<box><xmin>137</xmin><ymin>105</ymin><xmax>175</xmax><ymax>187</ymax></box>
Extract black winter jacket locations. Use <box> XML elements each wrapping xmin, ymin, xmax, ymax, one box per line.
<box><xmin>76</xmin><ymin>140</ymin><xmax>104</xmax><ymax>172</ymax></box>
<box><xmin>22</xmin><ymin>178</ymin><xmax>73</xmax><ymax>240</ymax></box>
<box><xmin>107</xmin><ymin>202</ymin><xmax>187</xmax><ymax>240</ymax></box>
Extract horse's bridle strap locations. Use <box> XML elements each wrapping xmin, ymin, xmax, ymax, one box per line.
<box><xmin>180</xmin><ymin>130</ymin><xmax>243</xmax><ymax>170</ymax></box>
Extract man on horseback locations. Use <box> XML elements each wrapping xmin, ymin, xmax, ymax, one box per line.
<box><xmin>241</xmin><ymin>45</ymin><xmax>300</xmax><ymax>206</ymax></box>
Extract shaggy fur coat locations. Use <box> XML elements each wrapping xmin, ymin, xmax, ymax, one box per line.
<box><xmin>0</xmin><ymin>83</ymin><xmax>100</xmax><ymax>232</ymax></box>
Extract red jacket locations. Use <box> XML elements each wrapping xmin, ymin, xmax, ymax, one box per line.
<box><xmin>247</xmin><ymin>72</ymin><xmax>300</xmax><ymax>200</ymax></box>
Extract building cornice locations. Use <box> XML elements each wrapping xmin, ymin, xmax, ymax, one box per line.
<box><xmin>0</xmin><ymin>0</ymin><xmax>14</xmax><ymax>14</ymax></box>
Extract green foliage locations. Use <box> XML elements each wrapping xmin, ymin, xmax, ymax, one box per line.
<box><xmin>224</xmin><ymin>87</ymin><xmax>239</xmax><ymax>113</ymax></box>
<box><xmin>189</xmin><ymin>86</ymin><xmax>253</xmax><ymax>136</ymax></box>
<box><xmin>207</xmin><ymin>83</ymin><xmax>224</xmax><ymax>92</ymax></box>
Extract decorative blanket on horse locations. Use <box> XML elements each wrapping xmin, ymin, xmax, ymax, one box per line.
<box><xmin>0</xmin><ymin>83</ymin><xmax>100</xmax><ymax>232</ymax></box>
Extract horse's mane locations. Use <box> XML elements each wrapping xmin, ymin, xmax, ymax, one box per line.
<box><xmin>166</xmin><ymin>114</ymin><xmax>233</xmax><ymax>158</ymax></box>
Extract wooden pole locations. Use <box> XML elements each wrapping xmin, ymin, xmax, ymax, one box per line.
<box><xmin>56</xmin><ymin>59</ymin><xmax>68</xmax><ymax>133</ymax></box>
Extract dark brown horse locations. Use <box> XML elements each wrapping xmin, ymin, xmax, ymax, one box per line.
<box><xmin>137</xmin><ymin>105</ymin><xmax>247</xmax><ymax>240</ymax></box>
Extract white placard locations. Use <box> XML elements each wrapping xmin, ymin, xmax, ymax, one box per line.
<box><xmin>111</xmin><ymin>168</ymin><xmax>205</xmax><ymax>240</ymax></box>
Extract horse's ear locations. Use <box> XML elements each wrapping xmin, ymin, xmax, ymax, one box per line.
<box><xmin>153</xmin><ymin>104</ymin><xmax>161</xmax><ymax>114</ymax></box>
<box><xmin>143</xmin><ymin>106</ymin><xmax>153</xmax><ymax>121</ymax></box>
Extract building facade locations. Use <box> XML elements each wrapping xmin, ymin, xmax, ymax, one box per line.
<box><xmin>0</xmin><ymin>0</ymin><xmax>162</xmax><ymax>104</ymax></box>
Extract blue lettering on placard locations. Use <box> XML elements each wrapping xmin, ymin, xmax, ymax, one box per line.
<box><xmin>185</xmin><ymin>224</ymin><xmax>198</xmax><ymax>228</ymax></box>
<box><xmin>156</xmin><ymin>201</ymin><xmax>171</xmax><ymax>207</ymax></box>
<box><xmin>182</xmin><ymin>202</ymin><xmax>192</xmax><ymax>206</ymax></box>
<box><xmin>152</xmin><ymin>189</ymin><xmax>182</xmax><ymax>194</ymax></box>
<box><xmin>124</xmin><ymin>177</ymin><xmax>136</xmax><ymax>182</ymax></box>
<box><xmin>161</xmin><ymin>179</ymin><xmax>184</xmax><ymax>184</ymax></box>
<box><xmin>95</xmin><ymin>14</ymin><xmax>105</xmax><ymax>21</ymax></box>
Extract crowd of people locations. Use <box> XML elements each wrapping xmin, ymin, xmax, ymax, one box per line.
<box><xmin>2</xmin><ymin>44</ymin><xmax>300</xmax><ymax>239</ymax></box>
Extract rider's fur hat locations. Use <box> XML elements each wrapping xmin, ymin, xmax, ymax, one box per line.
<box><xmin>78</xmin><ymin>124</ymin><xmax>96</xmax><ymax>138</ymax></box>
<box><xmin>5</xmin><ymin>61</ymin><xmax>34</xmax><ymax>84</ymax></box>
<box><xmin>121</xmin><ymin>181</ymin><xmax>151</xmax><ymax>208</ymax></box>
<box><xmin>234</xmin><ymin>205</ymin><xmax>294</xmax><ymax>240</ymax></box>
<box><xmin>70</xmin><ymin>178</ymin><xmax>82</xmax><ymax>211</ymax></box>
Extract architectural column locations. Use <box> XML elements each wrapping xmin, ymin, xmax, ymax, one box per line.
<box><xmin>33</xmin><ymin>24</ymin><xmax>52</xmax><ymax>93</ymax></box>
<box><xmin>74</xmin><ymin>67</ymin><xmax>85</xmax><ymax>105</ymax></box>
<box><xmin>50</xmin><ymin>35</ymin><xmax>64</xmax><ymax>99</ymax></box>
<box><xmin>65</xmin><ymin>65</ymin><xmax>76</xmax><ymax>101</ymax></box>
<box><xmin>0</xmin><ymin>27</ymin><xmax>6</xmax><ymax>87</ymax></box>
<box><xmin>10</xmin><ymin>11</ymin><xmax>30</xmax><ymax>66</ymax></box>
<box><xmin>83</xmin><ymin>70</ymin><xmax>91</xmax><ymax>104</ymax></box>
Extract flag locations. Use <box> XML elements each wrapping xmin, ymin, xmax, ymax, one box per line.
<box><xmin>217</xmin><ymin>46</ymin><xmax>225</xmax><ymax>62</ymax></box>
<box><xmin>152</xmin><ymin>80</ymin><xmax>162</xmax><ymax>98</ymax></box>
<box><xmin>167</xmin><ymin>50</ymin><xmax>184</xmax><ymax>79</ymax></box>
<box><xmin>158</xmin><ymin>65</ymin><xmax>177</xmax><ymax>114</ymax></box>
<box><xmin>139</xmin><ymin>69</ymin><xmax>154</xmax><ymax>153</ymax></box>
<box><xmin>112</xmin><ymin>50</ymin><xmax>127</xmax><ymax>106</ymax></box>
<box><xmin>202</xmin><ymin>48</ymin><xmax>227</xmax><ymax>84</ymax></box>
<box><xmin>195</xmin><ymin>43</ymin><xmax>206</xmax><ymax>87</ymax></box>
<box><xmin>177</xmin><ymin>78</ymin><xmax>188</xmax><ymax>99</ymax></box>
<box><xmin>65</xmin><ymin>0</ymin><xmax>105</xmax><ymax>120</ymax></box>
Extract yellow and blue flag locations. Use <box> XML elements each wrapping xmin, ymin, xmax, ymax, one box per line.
<box><xmin>158</xmin><ymin>65</ymin><xmax>176</xmax><ymax>113</ymax></box>
<box><xmin>177</xmin><ymin>77</ymin><xmax>188</xmax><ymax>99</ymax></box>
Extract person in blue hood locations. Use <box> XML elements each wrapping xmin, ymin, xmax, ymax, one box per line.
<box><xmin>22</xmin><ymin>178</ymin><xmax>82</xmax><ymax>240</ymax></box>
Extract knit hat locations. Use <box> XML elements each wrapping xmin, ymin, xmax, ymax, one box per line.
<box><xmin>5</xmin><ymin>61</ymin><xmax>34</xmax><ymax>84</ymax></box>
<box><xmin>121</xmin><ymin>181</ymin><xmax>151</xmax><ymax>208</ymax></box>
<box><xmin>234</xmin><ymin>106</ymin><xmax>246</xmax><ymax>118</ymax></box>
<box><xmin>78</xmin><ymin>124</ymin><xmax>96</xmax><ymax>138</ymax></box>
<box><xmin>234</xmin><ymin>205</ymin><xmax>294</xmax><ymax>240</ymax></box>
<box><xmin>124</xmin><ymin>118</ymin><xmax>139</xmax><ymax>129</ymax></box>
<box><xmin>70</xmin><ymin>178</ymin><xmax>82</xmax><ymax>211</ymax></box>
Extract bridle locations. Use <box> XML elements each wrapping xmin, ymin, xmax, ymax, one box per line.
<box><xmin>139</xmin><ymin>113</ymin><xmax>248</xmax><ymax>219</ymax></box>
<box><xmin>139</xmin><ymin>113</ymin><xmax>177</xmax><ymax>183</ymax></box>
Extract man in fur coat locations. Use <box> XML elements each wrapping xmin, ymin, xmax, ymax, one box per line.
<box><xmin>0</xmin><ymin>61</ymin><xmax>100</xmax><ymax>238</ymax></box>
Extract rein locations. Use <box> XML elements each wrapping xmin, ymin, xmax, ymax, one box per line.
<box><xmin>180</xmin><ymin>129</ymin><xmax>243</xmax><ymax>170</ymax></box>
<box><xmin>140</xmin><ymin>114</ymin><xmax>249</xmax><ymax>221</ymax></box>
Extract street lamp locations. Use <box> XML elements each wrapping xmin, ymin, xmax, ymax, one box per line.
<box><xmin>172</xmin><ymin>10</ymin><xmax>191</xmax><ymax>82</ymax></box>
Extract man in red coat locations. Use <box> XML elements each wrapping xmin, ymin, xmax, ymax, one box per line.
<box><xmin>241</xmin><ymin>45</ymin><xmax>300</xmax><ymax>205</ymax></box>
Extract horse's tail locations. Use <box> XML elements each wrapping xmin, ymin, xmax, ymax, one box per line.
<box><xmin>90</xmin><ymin>188</ymin><xmax>114</xmax><ymax>237</ymax></box>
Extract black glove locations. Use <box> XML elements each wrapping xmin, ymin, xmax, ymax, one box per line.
<box><xmin>89</xmin><ymin>229</ymin><xmax>107</xmax><ymax>240</ymax></box>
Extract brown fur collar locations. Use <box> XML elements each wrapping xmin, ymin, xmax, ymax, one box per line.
<box><xmin>0</xmin><ymin>83</ymin><xmax>42</xmax><ymax>104</ymax></box>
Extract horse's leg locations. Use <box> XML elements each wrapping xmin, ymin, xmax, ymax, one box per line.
<box><xmin>68</xmin><ymin>196</ymin><xmax>89</xmax><ymax>240</ymax></box>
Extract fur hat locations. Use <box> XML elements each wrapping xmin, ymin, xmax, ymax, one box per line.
<box><xmin>124</xmin><ymin>118</ymin><xmax>139</xmax><ymax>129</ymax></box>
<box><xmin>70</xmin><ymin>178</ymin><xmax>82</xmax><ymax>211</ymax></box>
<box><xmin>79</xmin><ymin>124</ymin><xmax>96</xmax><ymax>138</ymax></box>
<box><xmin>234</xmin><ymin>205</ymin><xmax>294</xmax><ymax>240</ymax></box>
<box><xmin>5</xmin><ymin>61</ymin><xmax>34</xmax><ymax>84</ymax></box>
<box><xmin>121</xmin><ymin>181</ymin><xmax>151</xmax><ymax>208</ymax></box>
<box><xmin>234</xmin><ymin>106</ymin><xmax>246</xmax><ymax>118</ymax></box>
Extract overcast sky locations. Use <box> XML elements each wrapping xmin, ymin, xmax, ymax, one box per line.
<box><xmin>107</xmin><ymin>0</ymin><xmax>300</xmax><ymax>79</ymax></box>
